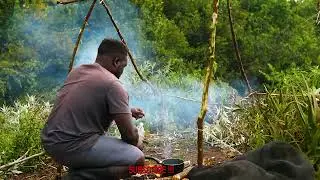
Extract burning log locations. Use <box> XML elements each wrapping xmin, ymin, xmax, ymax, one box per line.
<box><xmin>197</xmin><ymin>0</ymin><xmax>219</xmax><ymax>166</ymax></box>
<box><xmin>172</xmin><ymin>166</ymin><xmax>193</xmax><ymax>180</ymax></box>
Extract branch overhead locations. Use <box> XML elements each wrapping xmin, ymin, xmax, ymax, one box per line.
<box><xmin>56</xmin><ymin>0</ymin><xmax>83</xmax><ymax>5</ymax></box>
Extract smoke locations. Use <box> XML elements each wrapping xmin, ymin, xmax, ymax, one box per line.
<box><xmin>74</xmin><ymin>0</ymin><xmax>144</xmax><ymax>67</ymax></box>
<box><xmin>0</xmin><ymin>0</ymin><xmax>245</xmax><ymax>158</ymax></box>
<box><xmin>10</xmin><ymin>0</ymin><xmax>240</xmax><ymax>133</ymax></box>
<box><xmin>122</xmin><ymin>77</ymin><xmax>239</xmax><ymax>131</ymax></box>
<box><xmin>53</xmin><ymin>1</ymin><xmax>241</xmax><ymax>131</ymax></box>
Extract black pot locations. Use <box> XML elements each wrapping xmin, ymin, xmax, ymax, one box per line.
<box><xmin>145</xmin><ymin>156</ymin><xmax>184</xmax><ymax>177</ymax></box>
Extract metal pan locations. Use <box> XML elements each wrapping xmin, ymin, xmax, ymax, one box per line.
<box><xmin>145</xmin><ymin>156</ymin><xmax>184</xmax><ymax>176</ymax></box>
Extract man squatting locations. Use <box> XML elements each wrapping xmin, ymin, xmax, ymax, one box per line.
<box><xmin>41</xmin><ymin>38</ymin><xmax>145</xmax><ymax>179</ymax></box>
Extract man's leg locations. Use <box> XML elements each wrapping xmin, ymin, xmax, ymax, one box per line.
<box><xmin>52</xmin><ymin>135</ymin><xmax>144</xmax><ymax>179</ymax></box>
<box><xmin>103</xmin><ymin>152</ymin><xmax>145</xmax><ymax>179</ymax></box>
<box><xmin>84</xmin><ymin>135</ymin><xmax>145</xmax><ymax>167</ymax></box>
<box><xmin>136</xmin><ymin>156</ymin><xmax>145</xmax><ymax>165</ymax></box>
<box><xmin>52</xmin><ymin>135</ymin><xmax>144</xmax><ymax>168</ymax></box>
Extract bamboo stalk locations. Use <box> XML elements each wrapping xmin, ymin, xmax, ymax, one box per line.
<box><xmin>68</xmin><ymin>0</ymin><xmax>97</xmax><ymax>73</ymax></box>
<box><xmin>99</xmin><ymin>0</ymin><xmax>147</xmax><ymax>83</ymax></box>
<box><xmin>227</xmin><ymin>0</ymin><xmax>252</xmax><ymax>94</ymax></box>
<box><xmin>0</xmin><ymin>152</ymin><xmax>44</xmax><ymax>170</ymax></box>
<box><xmin>197</xmin><ymin>0</ymin><xmax>219</xmax><ymax>166</ymax></box>
<box><xmin>16</xmin><ymin>150</ymin><xmax>30</xmax><ymax>162</ymax></box>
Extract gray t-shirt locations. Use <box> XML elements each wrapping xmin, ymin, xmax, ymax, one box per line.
<box><xmin>41</xmin><ymin>63</ymin><xmax>131</xmax><ymax>154</ymax></box>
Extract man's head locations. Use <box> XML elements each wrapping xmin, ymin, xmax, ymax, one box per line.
<box><xmin>95</xmin><ymin>39</ymin><xmax>128</xmax><ymax>78</ymax></box>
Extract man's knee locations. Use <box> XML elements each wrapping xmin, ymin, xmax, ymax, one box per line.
<box><xmin>135</xmin><ymin>151</ymin><xmax>145</xmax><ymax>165</ymax></box>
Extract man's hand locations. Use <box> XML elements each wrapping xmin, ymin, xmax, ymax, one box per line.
<box><xmin>131</xmin><ymin>108</ymin><xmax>145</xmax><ymax>119</ymax></box>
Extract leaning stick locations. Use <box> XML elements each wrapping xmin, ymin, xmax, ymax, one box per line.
<box><xmin>247</xmin><ymin>91</ymin><xmax>305</xmax><ymax>98</ymax></box>
<box><xmin>0</xmin><ymin>152</ymin><xmax>45</xmax><ymax>170</ymax></box>
<box><xmin>227</xmin><ymin>0</ymin><xmax>252</xmax><ymax>93</ymax></box>
<box><xmin>57</xmin><ymin>0</ymin><xmax>82</xmax><ymax>5</ymax></box>
<box><xmin>166</xmin><ymin>95</ymin><xmax>235</xmax><ymax>108</ymax></box>
<box><xmin>197</xmin><ymin>0</ymin><xmax>219</xmax><ymax>166</ymax></box>
<box><xmin>99</xmin><ymin>0</ymin><xmax>147</xmax><ymax>82</ymax></box>
<box><xmin>68</xmin><ymin>0</ymin><xmax>98</xmax><ymax>73</ymax></box>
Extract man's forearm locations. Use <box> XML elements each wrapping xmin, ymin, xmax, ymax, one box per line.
<box><xmin>121</xmin><ymin>126</ymin><xmax>139</xmax><ymax>146</ymax></box>
<box><xmin>113</xmin><ymin>114</ymin><xmax>140</xmax><ymax>146</ymax></box>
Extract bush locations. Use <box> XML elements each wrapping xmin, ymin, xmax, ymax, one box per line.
<box><xmin>261</xmin><ymin>65</ymin><xmax>320</xmax><ymax>90</ymax></box>
<box><xmin>205</xmin><ymin>67</ymin><xmax>320</xmax><ymax>176</ymax></box>
<box><xmin>0</xmin><ymin>95</ymin><xmax>51</xmax><ymax>175</ymax></box>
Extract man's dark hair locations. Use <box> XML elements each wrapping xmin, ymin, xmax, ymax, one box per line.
<box><xmin>97</xmin><ymin>39</ymin><xmax>128</xmax><ymax>56</ymax></box>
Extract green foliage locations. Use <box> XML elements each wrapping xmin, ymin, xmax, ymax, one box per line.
<box><xmin>234</xmin><ymin>87</ymin><xmax>320</xmax><ymax>175</ymax></box>
<box><xmin>129</xmin><ymin>60</ymin><xmax>202</xmax><ymax>88</ymax></box>
<box><xmin>261</xmin><ymin>65</ymin><xmax>320</xmax><ymax>91</ymax></box>
<box><xmin>0</xmin><ymin>41</ymin><xmax>41</xmax><ymax>104</ymax></box>
<box><xmin>0</xmin><ymin>0</ymin><xmax>320</xmax><ymax>176</ymax></box>
<box><xmin>221</xmin><ymin>0</ymin><xmax>320</xmax><ymax>82</ymax></box>
<box><xmin>131</xmin><ymin>0</ymin><xmax>320</xmax><ymax>89</ymax></box>
<box><xmin>130</xmin><ymin>0</ymin><xmax>211</xmax><ymax>72</ymax></box>
<box><xmin>0</xmin><ymin>95</ymin><xmax>51</xmax><ymax>175</ymax></box>
<box><xmin>0</xmin><ymin>2</ymin><xmax>72</xmax><ymax>104</ymax></box>
<box><xmin>209</xmin><ymin>67</ymin><xmax>320</xmax><ymax>175</ymax></box>
<box><xmin>1</xmin><ymin>0</ymin><xmax>320</xmax><ymax>103</ymax></box>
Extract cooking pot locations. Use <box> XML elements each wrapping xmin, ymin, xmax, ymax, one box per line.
<box><xmin>145</xmin><ymin>156</ymin><xmax>185</xmax><ymax>177</ymax></box>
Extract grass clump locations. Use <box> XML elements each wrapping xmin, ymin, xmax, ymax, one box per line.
<box><xmin>0</xmin><ymin>95</ymin><xmax>51</xmax><ymax>176</ymax></box>
<box><xmin>204</xmin><ymin>67</ymin><xmax>320</xmax><ymax>177</ymax></box>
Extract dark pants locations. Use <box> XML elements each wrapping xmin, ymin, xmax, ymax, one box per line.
<box><xmin>45</xmin><ymin>135</ymin><xmax>144</xmax><ymax>179</ymax></box>
<box><xmin>49</xmin><ymin>135</ymin><xmax>144</xmax><ymax>169</ymax></box>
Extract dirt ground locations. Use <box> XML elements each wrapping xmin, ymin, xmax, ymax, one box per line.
<box><xmin>7</xmin><ymin>132</ymin><xmax>232</xmax><ymax>180</ymax></box>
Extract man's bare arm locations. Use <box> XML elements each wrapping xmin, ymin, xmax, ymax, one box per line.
<box><xmin>113</xmin><ymin>113</ymin><xmax>139</xmax><ymax>146</ymax></box>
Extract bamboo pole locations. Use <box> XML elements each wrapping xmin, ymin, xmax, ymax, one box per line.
<box><xmin>0</xmin><ymin>152</ymin><xmax>44</xmax><ymax>170</ymax></box>
<box><xmin>99</xmin><ymin>0</ymin><xmax>148</xmax><ymax>83</ymax></box>
<box><xmin>227</xmin><ymin>0</ymin><xmax>252</xmax><ymax>94</ymax></box>
<box><xmin>197</xmin><ymin>0</ymin><xmax>219</xmax><ymax>166</ymax></box>
<box><xmin>68</xmin><ymin>0</ymin><xmax>97</xmax><ymax>73</ymax></box>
